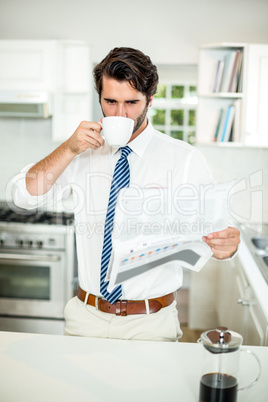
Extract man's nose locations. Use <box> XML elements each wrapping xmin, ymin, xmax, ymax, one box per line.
<box><xmin>115</xmin><ymin>104</ymin><xmax>127</xmax><ymax>117</ymax></box>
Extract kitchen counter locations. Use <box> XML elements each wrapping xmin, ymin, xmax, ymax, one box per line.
<box><xmin>0</xmin><ymin>331</ymin><xmax>267</xmax><ymax>402</ymax></box>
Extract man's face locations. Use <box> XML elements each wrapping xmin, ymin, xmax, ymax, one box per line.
<box><xmin>100</xmin><ymin>76</ymin><xmax>153</xmax><ymax>141</ymax></box>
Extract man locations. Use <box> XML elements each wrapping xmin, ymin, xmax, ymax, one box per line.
<box><xmin>13</xmin><ymin>47</ymin><xmax>240</xmax><ymax>341</ymax></box>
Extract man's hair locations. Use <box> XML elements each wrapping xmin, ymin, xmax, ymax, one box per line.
<box><xmin>93</xmin><ymin>47</ymin><xmax>159</xmax><ymax>103</ymax></box>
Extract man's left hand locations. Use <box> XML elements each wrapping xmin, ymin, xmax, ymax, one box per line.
<box><xmin>202</xmin><ymin>227</ymin><xmax>240</xmax><ymax>260</ymax></box>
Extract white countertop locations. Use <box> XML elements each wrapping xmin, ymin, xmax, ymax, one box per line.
<box><xmin>0</xmin><ymin>331</ymin><xmax>267</xmax><ymax>402</ymax></box>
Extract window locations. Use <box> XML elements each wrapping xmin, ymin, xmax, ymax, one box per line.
<box><xmin>148</xmin><ymin>65</ymin><xmax>198</xmax><ymax>145</ymax></box>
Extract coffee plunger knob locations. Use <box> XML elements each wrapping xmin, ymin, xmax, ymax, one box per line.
<box><xmin>216</xmin><ymin>326</ymin><xmax>228</xmax><ymax>343</ymax></box>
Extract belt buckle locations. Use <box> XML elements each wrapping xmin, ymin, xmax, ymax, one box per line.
<box><xmin>115</xmin><ymin>300</ymin><xmax>127</xmax><ymax>316</ymax></box>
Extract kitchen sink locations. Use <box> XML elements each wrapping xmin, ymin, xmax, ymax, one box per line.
<box><xmin>251</xmin><ymin>237</ymin><xmax>268</xmax><ymax>251</ymax></box>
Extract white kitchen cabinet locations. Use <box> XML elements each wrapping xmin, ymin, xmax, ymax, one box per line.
<box><xmin>196</xmin><ymin>42</ymin><xmax>268</xmax><ymax>147</ymax></box>
<box><xmin>188</xmin><ymin>259</ymin><xmax>219</xmax><ymax>330</ymax></box>
<box><xmin>217</xmin><ymin>259</ymin><xmax>246</xmax><ymax>334</ymax></box>
<box><xmin>217</xmin><ymin>256</ymin><xmax>268</xmax><ymax>346</ymax></box>
<box><xmin>0</xmin><ymin>40</ymin><xmax>91</xmax><ymax>142</ymax></box>
<box><xmin>244</xmin><ymin>45</ymin><xmax>268</xmax><ymax>147</ymax></box>
<box><xmin>0</xmin><ymin>40</ymin><xmax>57</xmax><ymax>91</ymax></box>
<box><xmin>246</xmin><ymin>285</ymin><xmax>268</xmax><ymax>346</ymax></box>
<box><xmin>225</xmin><ymin>258</ymin><xmax>250</xmax><ymax>339</ymax></box>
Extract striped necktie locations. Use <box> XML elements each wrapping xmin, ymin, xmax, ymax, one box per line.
<box><xmin>100</xmin><ymin>146</ymin><xmax>132</xmax><ymax>304</ymax></box>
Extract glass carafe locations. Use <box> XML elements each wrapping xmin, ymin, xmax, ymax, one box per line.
<box><xmin>198</xmin><ymin>326</ymin><xmax>261</xmax><ymax>402</ymax></box>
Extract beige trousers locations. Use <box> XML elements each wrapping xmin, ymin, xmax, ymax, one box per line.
<box><xmin>64</xmin><ymin>296</ymin><xmax>183</xmax><ymax>342</ymax></box>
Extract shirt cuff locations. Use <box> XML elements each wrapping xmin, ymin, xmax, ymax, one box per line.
<box><xmin>12</xmin><ymin>164</ymin><xmax>56</xmax><ymax>210</ymax></box>
<box><xmin>211</xmin><ymin>244</ymin><xmax>240</xmax><ymax>261</ymax></box>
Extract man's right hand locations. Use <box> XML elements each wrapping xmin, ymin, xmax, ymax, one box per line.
<box><xmin>25</xmin><ymin>121</ymin><xmax>104</xmax><ymax>196</ymax></box>
<box><xmin>65</xmin><ymin>121</ymin><xmax>104</xmax><ymax>155</ymax></box>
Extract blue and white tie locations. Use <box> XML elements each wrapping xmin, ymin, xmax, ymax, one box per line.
<box><xmin>100</xmin><ymin>146</ymin><xmax>132</xmax><ymax>304</ymax></box>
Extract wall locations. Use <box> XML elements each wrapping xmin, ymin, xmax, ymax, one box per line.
<box><xmin>1</xmin><ymin>118</ymin><xmax>59</xmax><ymax>202</ymax></box>
<box><xmin>197</xmin><ymin>144</ymin><xmax>268</xmax><ymax>224</ymax></box>
<box><xmin>0</xmin><ymin>0</ymin><xmax>268</xmax><ymax>64</ymax></box>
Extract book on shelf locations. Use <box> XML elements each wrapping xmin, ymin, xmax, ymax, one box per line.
<box><xmin>228</xmin><ymin>122</ymin><xmax>234</xmax><ymax>142</ymax></box>
<box><xmin>211</xmin><ymin>60</ymin><xmax>220</xmax><ymax>92</ymax></box>
<box><xmin>228</xmin><ymin>51</ymin><xmax>242</xmax><ymax>92</ymax></box>
<box><xmin>215</xmin><ymin>61</ymin><xmax>224</xmax><ymax>92</ymax></box>
<box><xmin>220</xmin><ymin>51</ymin><xmax>237</xmax><ymax>92</ymax></box>
<box><xmin>215</xmin><ymin>107</ymin><xmax>228</xmax><ymax>141</ymax></box>
<box><xmin>213</xmin><ymin>108</ymin><xmax>224</xmax><ymax>141</ymax></box>
<box><xmin>233</xmin><ymin>99</ymin><xmax>241</xmax><ymax>142</ymax></box>
<box><xmin>237</xmin><ymin>57</ymin><xmax>243</xmax><ymax>92</ymax></box>
<box><xmin>211</xmin><ymin>50</ymin><xmax>243</xmax><ymax>94</ymax></box>
<box><xmin>213</xmin><ymin>101</ymin><xmax>241</xmax><ymax>143</ymax></box>
<box><xmin>220</xmin><ymin>105</ymin><xmax>235</xmax><ymax>141</ymax></box>
<box><xmin>211</xmin><ymin>60</ymin><xmax>224</xmax><ymax>92</ymax></box>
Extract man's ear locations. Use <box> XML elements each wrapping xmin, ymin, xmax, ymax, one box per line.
<box><xmin>147</xmin><ymin>95</ymin><xmax>154</xmax><ymax>108</ymax></box>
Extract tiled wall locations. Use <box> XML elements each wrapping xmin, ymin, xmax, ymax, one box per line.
<box><xmin>1</xmin><ymin>118</ymin><xmax>60</xmax><ymax>202</ymax></box>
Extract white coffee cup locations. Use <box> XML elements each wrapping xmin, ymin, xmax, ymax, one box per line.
<box><xmin>100</xmin><ymin>116</ymin><xmax>134</xmax><ymax>146</ymax></box>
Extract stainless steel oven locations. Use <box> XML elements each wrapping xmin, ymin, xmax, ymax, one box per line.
<box><xmin>0</xmin><ymin>205</ymin><xmax>76</xmax><ymax>335</ymax></box>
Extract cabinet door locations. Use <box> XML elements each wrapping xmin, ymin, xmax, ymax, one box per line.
<box><xmin>57</xmin><ymin>42</ymin><xmax>91</xmax><ymax>93</ymax></box>
<box><xmin>52</xmin><ymin>42</ymin><xmax>91</xmax><ymax>142</ymax></box>
<box><xmin>230</xmin><ymin>259</ymin><xmax>267</xmax><ymax>346</ymax></box>
<box><xmin>217</xmin><ymin>260</ymin><xmax>236</xmax><ymax>327</ymax></box>
<box><xmin>244</xmin><ymin>44</ymin><xmax>268</xmax><ymax>146</ymax></box>
<box><xmin>0</xmin><ymin>40</ymin><xmax>57</xmax><ymax>90</ymax></box>
<box><xmin>217</xmin><ymin>256</ymin><xmax>268</xmax><ymax>345</ymax></box>
<box><xmin>228</xmin><ymin>266</ymin><xmax>248</xmax><ymax>339</ymax></box>
<box><xmin>245</xmin><ymin>287</ymin><xmax>267</xmax><ymax>346</ymax></box>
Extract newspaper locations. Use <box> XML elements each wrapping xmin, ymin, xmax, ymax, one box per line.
<box><xmin>105</xmin><ymin>181</ymin><xmax>234</xmax><ymax>292</ymax></box>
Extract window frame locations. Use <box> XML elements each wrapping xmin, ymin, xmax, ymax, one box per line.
<box><xmin>148</xmin><ymin>79</ymin><xmax>198</xmax><ymax>144</ymax></box>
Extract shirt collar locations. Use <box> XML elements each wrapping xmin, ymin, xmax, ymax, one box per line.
<box><xmin>112</xmin><ymin>119</ymin><xmax>154</xmax><ymax>157</ymax></box>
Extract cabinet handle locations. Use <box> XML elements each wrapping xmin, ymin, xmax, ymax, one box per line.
<box><xmin>0</xmin><ymin>253</ymin><xmax>60</xmax><ymax>262</ymax></box>
<box><xmin>237</xmin><ymin>298</ymin><xmax>250</xmax><ymax>307</ymax></box>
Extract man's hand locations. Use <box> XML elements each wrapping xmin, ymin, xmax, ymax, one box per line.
<box><xmin>65</xmin><ymin>121</ymin><xmax>104</xmax><ymax>155</ymax></box>
<box><xmin>26</xmin><ymin>121</ymin><xmax>104</xmax><ymax>196</ymax></box>
<box><xmin>202</xmin><ymin>227</ymin><xmax>240</xmax><ymax>260</ymax></box>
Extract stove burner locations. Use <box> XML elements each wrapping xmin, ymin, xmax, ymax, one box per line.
<box><xmin>0</xmin><ymin>207</ymin><xmax>74</xmax><ymax>226</ymax></box>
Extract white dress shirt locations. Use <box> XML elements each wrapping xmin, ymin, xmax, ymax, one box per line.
<box><xmin>13</xmin><ymin>121</ymin><xmax>215</xmax><ymax>300</ymax></box>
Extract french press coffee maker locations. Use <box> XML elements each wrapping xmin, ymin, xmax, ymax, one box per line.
<box><xmin>198</xmin><ymin>326</ymin><xmax>261</xmax><ymax>402</ymax></box>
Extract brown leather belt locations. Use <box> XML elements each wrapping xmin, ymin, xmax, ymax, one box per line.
<box><xmin>77</xmin><ymin>286</ymin><xmax>175</xmax><ymax>316</ymax></box>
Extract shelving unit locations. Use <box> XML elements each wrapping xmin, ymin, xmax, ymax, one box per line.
<box><xmin>196</xmin><ymin>42</ymin><xmax>268</xmax><ymax>147</ymax></box>
<box><xmin>196</xmin><ymin>43</ymin><xmax>246</xmax><ymax>145</ymax></box>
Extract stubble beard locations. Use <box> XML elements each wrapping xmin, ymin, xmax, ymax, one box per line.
<box><xmin>132</xmin><ymin>104</ymin><xmax>148</xmax><ymax>134</ymax></box>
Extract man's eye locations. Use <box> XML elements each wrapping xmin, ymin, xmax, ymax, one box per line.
<box><xmin>106</xmin><ymin>100</ymin><xmax>116</xmax><ymax>104</ymax></box>
<box><xmin>127</xmin><ymin>101</ymin><xmax>138</xmax><ymax>105</ymax></box>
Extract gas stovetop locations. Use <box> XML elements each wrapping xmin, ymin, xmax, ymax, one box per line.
<box><xmin>0</xmin><ymin>203</ymin><xmax>74</xmax><ymax>226</ymax></box>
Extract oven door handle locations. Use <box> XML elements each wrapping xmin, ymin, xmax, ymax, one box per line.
<box><xmin>0</xmin><ymin>253</ymin><xmax>60</xmax><ymax>262</ymax></box>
